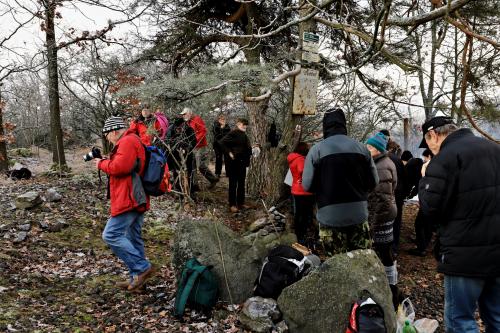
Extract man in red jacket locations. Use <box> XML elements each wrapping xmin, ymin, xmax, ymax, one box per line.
<box><xmin>95</xmin><ymin>116</ymin><xmax>156</xmax><ymax>291</ymax></box>
<box><xmin>181</xmin><ymin>107</ymin><xmax>219</xmax><ymax>189</ymax></box>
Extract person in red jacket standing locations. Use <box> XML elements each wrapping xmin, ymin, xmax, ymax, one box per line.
<box><xmin>95</xmin><ymin>116</ymin><xmax>156</xmax><ymax>292</ymax></box>
<box><xmin>181</xmin><ymin>107</ymin><xmax>219</xmax><ymax>189</ymax></box>
<box><xmin>287</xmin><ymin>142</ymin><xmax>314</xmax><ymax>245</ymax></box>
<box><xmin>129</xmin><ymin>104</ymin><xmax>164</xmax><ymax>146</ymax></box>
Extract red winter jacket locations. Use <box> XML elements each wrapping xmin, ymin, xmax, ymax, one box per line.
<box><xmin>129</xmin><ymin>117</ymin><xmax>162</xmax><ymax>146</ymax></box>
<box><xmin>287</xmin><ymin>152</ymin><xmax>313</xmax><ymax>196</ymax></box>
<box><xmin>98</xmin><ymin>129</ymin><xmax>150</xmax><ymax>217</ymax></box>
<box><xmin>188</xmin><ymin>115</ymin><xmax>208</xmax><ymax>148</ymax></box>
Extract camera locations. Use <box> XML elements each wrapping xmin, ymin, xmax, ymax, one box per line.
<box><xmin>83</xmin><ymin>147</ymin><xmax>102</xmax><ymax>162</ymax></box>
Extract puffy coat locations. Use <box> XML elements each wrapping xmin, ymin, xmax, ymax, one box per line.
<box><xmin>368</xmin><ymin>153</ymin><xmax>397</xmax><ymax>228</ymax></box>
<box><xmin>419</xmin><ymin>128</ymin><xmax>500</xmax><ymax>277</ymax></box>
<box><xmin>98</xmin><ymin>129</ymin><xmax>149</xmax><ymax>217</ymax></box>
<box><xmin>129</xmin><ymin>115</ymin><xmax>162</xmax><ymax>146</ymax></box>
<box><xmin>188</xmin><ymin>115</ymin><xmax>208</xmax><ymax>148</ymax></box>
<box><xmin>287</xmin><ymin>152</ymin><xmax>312</xmax><ymax>196</ymax></box>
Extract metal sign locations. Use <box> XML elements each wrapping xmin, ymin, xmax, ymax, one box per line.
<box><xmin>292</xmin><ymin>68</ymin><xmax>319</xmax><ymax>115</ymax></box>
<box><xmin>302</xmin><ymin>51</ymin><xmax>320</xmax><ymax>63</ymax></box>
<box><xmin>303</xmin><ymin>32</ymin><xmax>320</xmax><ymax>53</ymax></box>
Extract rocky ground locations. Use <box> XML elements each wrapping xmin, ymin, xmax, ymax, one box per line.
<box><xmin>0</xmin><ymin>149</ymin><xmax>450</xmax><ymax>332</ymax></box>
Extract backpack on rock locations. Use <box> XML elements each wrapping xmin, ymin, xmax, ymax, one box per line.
<box><xmin>254</xmin><ymin>245</ymin><xmax>307</xmax><ymax>299</ymax></box>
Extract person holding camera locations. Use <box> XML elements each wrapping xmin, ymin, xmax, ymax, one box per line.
<box><xmin>95</xmin><ymin>116</ymin><xmax>156</xmax><ymax>292</ymax></box>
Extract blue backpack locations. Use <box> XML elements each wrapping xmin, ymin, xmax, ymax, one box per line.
<box><xmin>142</xmin><ymin>145</ymin><xmax>169</xmax><ymax>196</ymax></box>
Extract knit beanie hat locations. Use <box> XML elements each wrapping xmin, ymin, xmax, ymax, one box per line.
<box><xmin>102</xmin><ymin>116</ymin><xmax>126</xmax><ymax>134</ymax></box>
<box><xmin>401</xmin><ymin>150</ymin><xmax>413</xmax><ymax>162</ymax></box>
<box><xmin>366</xmin><ymin>132</ymin><xmax>388</xmax><ymax>153</ymax></box>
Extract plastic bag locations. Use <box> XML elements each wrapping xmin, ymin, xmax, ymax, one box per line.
<box><xmin>414</xmin><ymin>318</ymin><xmax>439</xmax><ymax>333</ymax></box>
<box><xmin>396</xmin><ymin>298</ymin><xmax>415</xmax><ymax>333</ymax></box>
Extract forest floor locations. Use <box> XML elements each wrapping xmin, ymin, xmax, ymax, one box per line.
<box><xmin>0</xmin><ymin>148</ymin><xmax>449</xmax><ymax>332</ymax></box>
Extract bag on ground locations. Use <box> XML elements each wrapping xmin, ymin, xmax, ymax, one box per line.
<box><xmin>174</xmin><ymin>258</ymin><xmax>219</xmax><ymax>318</ymax></box>
<box><xmin>254</xmin><ymin>245</ymin><xmax>307</xmax><ymax>299</ymax></box>
<box><xmin>346</xmin><ymin>294</ymin><xmax>387</xmax><ymax>333</ymax></box>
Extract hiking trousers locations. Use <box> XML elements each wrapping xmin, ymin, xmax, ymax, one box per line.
<box><xmin>102</xmin><ymin>210</ymin><xmax>151</xmax><ymax>278</ymax></box>
<box><xmin>226</xmin><ymin>159</ymin><xmax>246</xmax><ymax>206</ymax></box>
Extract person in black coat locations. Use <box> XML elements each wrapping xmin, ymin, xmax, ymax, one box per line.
<box><xmin>212</xmin><ymin>114</ymin><xmax>231</xmax><ymax>177</ymax></box>
<box><xmin>218</xmin><ymin>118</ymin><xmax>252</xmax><ymax>213</ymax></box>
<box><xmin>418</xmin><ymin>116</ymin><xmax>500</xmax><ymax>332</ymax></box>
<box><xmin>404</xmin><ymin>151</ymin><xmax>432</xmax><ymax>257</ymax></box>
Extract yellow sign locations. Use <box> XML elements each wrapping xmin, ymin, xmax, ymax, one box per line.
<box><xmin>292</xmin><ymin>68</ymin><xmax>319</xmax><ymax>115</ymax></box>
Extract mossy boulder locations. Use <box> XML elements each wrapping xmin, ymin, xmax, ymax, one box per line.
<box><xmin>278</xmin><ymin>249</ymin><xmax>396</xmax><ymax>333</ymax></box>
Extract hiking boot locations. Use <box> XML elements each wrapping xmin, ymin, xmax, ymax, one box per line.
<box><xmin>116</xmin><ymin>280</ymin><xmax>131</xmax><ymax>290</ymax></box>
<box><xmin>408</xmin><ymin>248</ymin><xmax>426</xmax><ymax>257</ymax></box>
<box><xmin>230</xmin><ymin>206</ymin><xmax>239</xmax><ymax>213</ymax></box>
<box><xmin>208</xmin><ymin>178</ymin><xmax>219</xmax><ymax>189</ymax></box>
<box><xmin>128</xmin><ymin>264</ymin><xmax>157</xmax><ymax>291</ymax></box>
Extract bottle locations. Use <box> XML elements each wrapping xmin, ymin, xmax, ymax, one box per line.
<box><xmin>402</xmin><ymin>320</ymin><xmax>417</xmax><ymax>333</ymax></box>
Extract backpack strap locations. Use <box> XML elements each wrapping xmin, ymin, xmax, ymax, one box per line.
<box><xmin>174</xmin><ymin>264</ymin><xmax>208</xmax><ymax>318</ymax></box>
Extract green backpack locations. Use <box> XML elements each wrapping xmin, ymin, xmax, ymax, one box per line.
<box><xmin>174</xmin><ymin>258</ymin><xmax>219</xmax><ymax>318</ymax></box>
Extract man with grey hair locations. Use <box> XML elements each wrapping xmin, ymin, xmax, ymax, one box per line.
<box><xmin>418</xmin><ymin>116</ymin><xmax>500</xmax><ymax>332</ymax></box>
<box><xmin>180</xmin><ymin>107</ymin><xmax>219</xmax><ymax>189</ymax></box>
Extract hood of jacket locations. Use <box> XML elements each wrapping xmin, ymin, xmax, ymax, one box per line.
<box><xmin>323</xmin><ymin>108</ymin><xmax>347</xmax><ymax>138</ymax></box>
<box><xmin>287</xmin><ymin>152</ymin><xmax>304</xmax><ymax>164</ymax></box>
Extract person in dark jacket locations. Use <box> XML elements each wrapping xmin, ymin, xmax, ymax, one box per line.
<box><xmin>418</xmin><ymin>116</ymin><xmax>500</xmax><ymax>332</ymax></box>
<box><xmin>407</xmin><ymin>148</ymin><xmax>434</xmax><ymax>257</ymax></box>
<box><xmin>400</xmin><ymin>150</ymin><xmax>413</xmax><ymax>165</ymax></box>
<box><xmin>218</xmin><ymin>118</ymin><xmax>252</xmax><ymax>213</ymax></box>
<box><xmin>385</xmin><ymin>138</ymin><xmax>406</xmax><ymax>256</ymax></box>
<box><xmin>96</xmin><ymin>116</ymin><xmax>155</xmax><ymax>292</ymax></box>
<box><xmin>366</xmin><ymin>132</ymin><xmax>399</xmax><ymax>309</ymax></box>
<box><xmin>302</xmin><ymin>108</ymin><xmax>378</xmax><ymax>256</ymax></box>
<box><xmin>166</xmin><ymin>117</ymin><xmax>197</xmax><ymax>196</ymax></box>
<box><xmin>212</xmin><ymin>114</ymin><xmax>231</xmax><ymax>177</ymax></box>
<box><xmin>287</xmin><ymin>142</ymin><xmax>314</xmax><ymax>245</ymax></box>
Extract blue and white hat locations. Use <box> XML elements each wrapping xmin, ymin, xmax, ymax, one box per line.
<box><xmin>102</xmin><ymin>116</ymin><xmax>126</xmax><ymax>134</ymax></box>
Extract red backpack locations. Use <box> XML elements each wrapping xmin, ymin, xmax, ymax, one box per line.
<box><xmin>346</xmin><ymin>295</ymin><xmax>386</xmax><ymax>333</ymax></box>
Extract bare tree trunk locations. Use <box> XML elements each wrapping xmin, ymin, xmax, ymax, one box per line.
<box><xmin>0</xmin><ymin>87</ymin><xmax>8</xmax><ymax>172</ymax></box>
<box><xmin>247</xmin><ymin>99</ymin><xmax>271</xmax><ymax>199</ymax></box>
<box><xmin>45</xmin><ymin>0</ymin><xmax>66</xmax><ymax>169</ymax></box>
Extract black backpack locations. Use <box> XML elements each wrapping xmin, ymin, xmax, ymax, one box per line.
<box><xmin>345</xmin><ymin>294</ymin><xmax>386</xmax><ymax>333</ymax></box>
<box><xmin>254</xmin><ymin>245</ymin><xmax>307</xmax><ymax>299</ymax></box>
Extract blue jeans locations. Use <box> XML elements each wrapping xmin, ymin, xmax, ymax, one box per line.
<box><xmin>102</xmin><ymin>211</ymin><xmax>151</xmax><ymax>278</ymax></box>
<box><xmin>444</xmin><ymin>275</ymin><xmax>500</xmax><ymax>333</ymax></box>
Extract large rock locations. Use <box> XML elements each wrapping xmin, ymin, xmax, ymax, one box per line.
<box><xmin>239</xmin><ymin>297</ymin><xmax>281</xmax><ymax>333</ymax></box>
<box><xmin>172</xmin><ymin>219</ymin><xmax>296</xmax><ymax>304</ymax></box>
<box><xmin>15</xmin><ymin>191</ymin><xmax>42</xmax><ymax>209</ymax></box>
<box><xmin>278</xmin><ymin>249</ymin><xmax>396</xmax><ymax>333</ymax></box>
<box><xmin>45</xmin><ymin>188</ymin><xmax>62</xmax><ymax>202</ymax></box>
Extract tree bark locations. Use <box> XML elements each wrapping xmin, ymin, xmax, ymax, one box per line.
<box><xmin>0</xmin><ymin>88</ymin><xmax>8</xmax><ymax>172</ymax></box>
<box><xmin>45</xmin><ymin>0</ymin><xmax>66</xmax><ymax>168</ymax></box>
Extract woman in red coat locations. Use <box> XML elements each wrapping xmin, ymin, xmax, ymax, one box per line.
<box><xmin>287</xmin><ymin>142</ymin><xmax>314</xmax><ymax>245</ymax></box>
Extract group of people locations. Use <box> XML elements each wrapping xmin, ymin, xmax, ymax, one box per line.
<box><xmin>94</xmin><ymin>104</ymin><xmax>499</xmax><ymax>332</ymax></box>
<box><xmin>287</xmin><ymin>109</ymin><xmax>500</xmax><ymax>332</ymax></box>
<box><xmin>92</xmin><ymin>107</ymin><xmax>254</xmax><ymax>290</ymax></box>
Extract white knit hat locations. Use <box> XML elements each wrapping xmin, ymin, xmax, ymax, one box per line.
<box><xmin>102</xmin><ymin>116</ymin><xmax>126</xmax><ymax>134</ymax></box>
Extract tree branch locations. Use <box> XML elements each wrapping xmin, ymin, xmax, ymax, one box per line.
<box><xmin>386</xmin><ymin>0</ymin><xmax>473</xmax><ymax>27</ymax></box>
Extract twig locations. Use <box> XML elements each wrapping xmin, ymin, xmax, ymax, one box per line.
<box><xmin>213</xmin><ymin>220</ymin><xmax>234</xmax><ymax>305</ymax></box>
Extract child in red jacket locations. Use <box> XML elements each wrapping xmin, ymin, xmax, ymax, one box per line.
<box><xmin>287</xmin><ymin>142</ymin><xmax>314</xmax><ymax>245</ymax></box>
